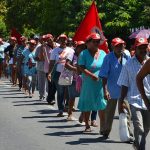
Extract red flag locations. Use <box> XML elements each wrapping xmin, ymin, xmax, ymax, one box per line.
<box><xmin>73</xmin><ymin>1</ymin><xmax>109</xmax><ymax>53</ymax></box>
<box><xmin>11</xmin><ymin>28</ymin><xmax>22</xmax><ymax>44</ymax></box>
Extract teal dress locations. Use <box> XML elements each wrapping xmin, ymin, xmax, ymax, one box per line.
<box><xmin>78</xmin><ymin>49</ymin><xmax>107</xmax><ymax>111</ymax></box>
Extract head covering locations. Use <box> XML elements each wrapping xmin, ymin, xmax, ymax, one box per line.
<box><xmin>134</xmin><ymin>37</ymin><xmax>148</xmax><ymax>47</ymax></box>
<box><xmin>10</xmin><ymin>36</ymin><xmax>17</xmax><ymax>41</ymax></box>
<box><xmin>86</xmin><ymin>33</ymin><xmax>101</xmax><ymax>41</ymax></box>
<box><xmin>34</xmin><ymin>35</ymin><xmax>40</xmax><ymax>40</ymax></box>
<box><xmin>47</xmin><ymin>34</ymin><xmax>53</xmax><ymax>39</ymax></box>
<box><xmin>29</xmin><ymin>39</ymin><xmax>36</xmax><ymax>45</ymax></box>
<box><xmin>111</xmin><ymin>38</ymin><xmax>125</xmax><ymax>46</ymax></box>
<box><xmin>58</xmin><ymin>34</ymin><xmax>68</xmax><ymax>40</ymax></box>
<box><xmin>42</xmin><ymin>35</ymin><xmax>47</xmax><ymax>41</ymax></box>
<box><xmin>76</xmin><ymin>41</ymin><xmax>85</xmax><ymax>47</ymax></box>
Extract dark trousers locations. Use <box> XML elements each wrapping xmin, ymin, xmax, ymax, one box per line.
<box><xmin>46</xmin><ymin>73</ymin><xmax>56</xmax><ymax>104</ymax></box>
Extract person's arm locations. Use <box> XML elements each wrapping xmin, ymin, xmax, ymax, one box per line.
<box><xmin>136</xmin><ymin>59</ymin><xmax>150</xmax><ymax>111</ymax></box>
<box><xmin>99</xmin><ymin>55</ymin><xmax>110</xmax><ymax>100</ymax></box>
<box><xmin>78</xmin><ymin>65</ymin><xmax>99</xmax><ymax>81</ymax></box>
<box><xmin>65</xmin><ymin>59</ymin><xmax>77</xmax><ymax>72</ymax></box>
<box><xmin>102</xmin><ymin>77</ymin><xmax>111</xmax><ymax>100</ymax></box>
<box><xmin>47</xmin><ymin>60</ymin><xmax>55</xmax><ymax>81</ymax></box>
<box><xmin>117</xmin><ymin>65</ymin><xmax>129</xmax><ymax>113</ymax></box>
<box><xmin>118</xmin><ymin>86</ymin><xmax>128</xmax><ymax>114</ymax></box>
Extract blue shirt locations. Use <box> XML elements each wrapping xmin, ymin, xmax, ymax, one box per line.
<box><xmin>99</xmin><ymin>52</ymin><xmax>130</xmax><ymax>99</ymax></box>
<box><xmin>22</xmin><ymin>49</ymin><xmax>37</xmax><ymax>76</ymax></box>
<box><xmin>117</xmin><ymin>56</ymin><xmax>150</xmax><ymax>110</ymax></box>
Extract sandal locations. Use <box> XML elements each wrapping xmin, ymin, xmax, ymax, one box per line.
<box><xmin>83</xmin><ymin>127</ymin><xmax>92</xmax><ymax>133</ymax></box>
<box><xmin>91</xmin><ymin>120</ymin><xmax>98</xmax><ymax>127</ymax></box>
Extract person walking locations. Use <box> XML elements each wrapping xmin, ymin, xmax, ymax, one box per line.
<box><xmin>118</xmin><ymin>38</ymin><xmax>150</xmax><ymax>150</ymax></box>
<box><xmin>77</xmin><ymin>33</ymin><xmax>107</xmax><ymax>132</ymax></box>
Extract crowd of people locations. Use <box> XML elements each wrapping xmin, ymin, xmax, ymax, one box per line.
<box><xmin>0</xmin><ymin>33</ymin><xmax>150</xmax><ymax>150</ymax></box>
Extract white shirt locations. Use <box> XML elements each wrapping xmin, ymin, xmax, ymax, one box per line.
<box><xmin>50</xmin><ymin>47</ymin><xmax>74</xmax><ymax>72</ymax></box>
<box><xmin>117</xmin><ymin>56</ymin><xmax>150</xmax><ymax>110</ymax></box>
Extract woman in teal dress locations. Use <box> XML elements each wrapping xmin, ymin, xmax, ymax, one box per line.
<box><xmin>78</xmin><ymin>33</ymin><xmax>107</xmax><ymax>132</ymax></box>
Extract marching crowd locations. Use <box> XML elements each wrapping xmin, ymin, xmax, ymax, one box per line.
<box><xmin>0</xmin><ymin>33</ymin><xmax>150</xmax><ymax>150</ymax></box>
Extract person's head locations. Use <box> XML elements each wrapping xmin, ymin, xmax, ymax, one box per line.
<box><xmin>86</xmin><ymin>33</ymin><xmax>101</xmax><ymax>52</ymax></box>
<box><xmin>0</xmin><ymin>38</ymin><xmax>3</xmax><ymax>45</ymax></box>
<box><xmin>34</xmin><ymin>35</ymin><xmax>40</xmax><ymax>45</ymax></box>
<box><xmin>111</xmin><ymin>38</ymin><xmax>125</xmax><ymax>55</ymax></box>
<box><xmin>75</xmin><ymin>41</ymin><xmax>86</xmax><ymax>56</ymax></box>
<box><xmin>20</xmin><ymin>36</ymin><xmax>27</xmax><ymax>47</ymax></box>
<box><xmin>134</xmin><ymin>37</ymin><xmax>148</xmax><ymax>59</ymax></box>
<box><xmin>58</xmin><ymin>34</ymin><xmax>68</xmax><ymax>48</ymax></box>
<box><xmin>9</xmin><ymin>37</ymin><xmax>17</xmax><ymax>46</ymax></box>
<box><xmin>67</xmin><ymin>38</ymin><xmax>73</xmax><ymax>47</ymax></box>
<box><xmin>28</xmin><ymin>39</ymin><xmax>36</xmax><ymax>51</ymax></box>
<box><xmin>41</xmin><ymin>35</ymin><xmax>47</xmax><ymax>44</ymax></box>
<box><xmin>46</xmin><ymin>34</ymin><xmax>54</xmax><ymax>47</ymax></box>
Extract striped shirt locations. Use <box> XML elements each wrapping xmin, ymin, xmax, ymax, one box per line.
<box><xmin>117</xmin><ymin>56</ymin><xmax>150</xmax><ymax>110</ymax></box>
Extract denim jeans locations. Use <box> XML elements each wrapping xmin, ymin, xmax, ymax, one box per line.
<box><xmin>53</xmin><ymin>71</ymin><xmax>68</xmax><ymax>113</ymax></box>
<box><xmin>27</xmin><ymin>75</ymin><xmax>36</xmax><ymax>94</ymax></box>
<box><xmin>91</xmin><ymin>111</ymin><xmax>97</xmax><ymax>121</ymax></box>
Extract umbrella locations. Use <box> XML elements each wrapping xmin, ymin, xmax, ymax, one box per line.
<box><xmin>129</xmin><ymin>29</ymin><xmax>150</xmax><ymax>39</ymax></box>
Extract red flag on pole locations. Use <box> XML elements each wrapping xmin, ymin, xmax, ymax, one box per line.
<box><xmin>73</xmin><ymin>1</ymin><xmax>109</xmax><ymax>53</ymax></box>
<box><xmin>10</xmin><ymin>28</ymin><xmax>22</xmax><ymax>44</ymax></box>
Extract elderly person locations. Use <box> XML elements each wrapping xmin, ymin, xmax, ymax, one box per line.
<box><xmin>99</xmin><ymin>38</ymin><xmax>132</xmax><ymax>139</ymax></box>
<box><xmin>118</xmin><ymin>38</ymin><xmax>150</xmax><ymax>150</ymax></box>
<box><xmin>136</xmin><ymin>58</ymin><xmax>150</xmax><ymax>111</ymax></box>
<box><xmin>77</xmin><ymin>33</ymin><xmax>107</xmax><ymax>132</ymax></box>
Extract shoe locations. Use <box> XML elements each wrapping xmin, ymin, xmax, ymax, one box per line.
<box><xmin>39</xmin><ymin>96</ymin><xmax>45</xmax><ymax>101</ymax></box>
<box><xmin>67</xmin><ymin>115</ymin><xmax>76</xmax><ymax>121</ymax></box>
<box><xmin>48</xmin><ymin>100</ymin><xmax>55</xmax><ymax>105</ymax></box>
<box><xmin>102</xmin><ymin>134</ymin><xmax>109</xmax><ymax>139</ymax></box>
<box><xmin>79</xmin><ymin>115</ymin><xmax>84</xmax><ymax>123</ymax></box>
<box><xmin>83</xmin><ymin>127</ymin><xmax>92</xmax><ymax>133</ymax></box>
<box><xmin>132</xmin><ymin>141</ymin><xmax>137</xmax><ymax>150</ymax></box>
<box><xmin>29</xmin><ymin>94</ymin><xmax>32</xmax><ymax>98</ymax></box>
<box><xmin>57</xmin><ymin>113</ymin><xmax>64</xmax><ymax>117</ymax></box>
<box><xmin>91</xmin><ymin>120</ymin><xmax>98</xmax><ymax>127</ymax></box>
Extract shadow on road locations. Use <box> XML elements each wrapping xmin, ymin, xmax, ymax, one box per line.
<box><xmin>66</xmin><ymin>137</ymin><xmax>122</xmax><ymax>145</ymax></box>
<box><xmin>13</xmin><ymin>102</ymin><xmax>48</xmax><ymax>106</ymax></box>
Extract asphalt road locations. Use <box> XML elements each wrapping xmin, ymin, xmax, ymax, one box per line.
<box><xmin>0</xmin><ymin>79</ymin><xmax>150</xmax><ymax>150</ymax></box>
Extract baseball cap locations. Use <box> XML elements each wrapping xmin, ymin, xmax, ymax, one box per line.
<box><xmin>86</xmin><ymin>33</ymin><xmax>101</xmax><ymax>42</ymax></box>
<box><xmin>134</xmin><ymin>38</ymin><xmax>148</xmax><ymax>47</ymax></box>
<box><xmin>111</xmin><ymin>38</ymin><xmax>125</xmax><ymax>46</ymax></box>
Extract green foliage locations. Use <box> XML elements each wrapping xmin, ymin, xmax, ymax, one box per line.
<box><xmin>1</xmin><ymin>0</ymin><xmax>150</xmax><ymax>39</ymax></box>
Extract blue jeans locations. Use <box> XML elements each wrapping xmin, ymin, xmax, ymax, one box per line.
<box><xmin>91</xmin><ymin>111</ymin><xmax>97</xmax><ymax>121</ymax></box>
<box><xmin>53</xmin><ymin>71</ymin><xmax>68</xmax><ymax>113</ymax></box>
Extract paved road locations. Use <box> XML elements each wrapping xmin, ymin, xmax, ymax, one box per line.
<box><xmin>0</xmin><ymin>79</ymin><xmax>150</xmax><ymax>150</ymax></box>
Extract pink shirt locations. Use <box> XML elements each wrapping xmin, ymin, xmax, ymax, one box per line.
<box><xmin>44</xmin><ymin>46</ymin><xmax>52</xmax><ymax>73</ymax></box>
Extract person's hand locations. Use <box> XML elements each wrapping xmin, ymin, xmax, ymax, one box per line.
<box><xmin>118</xmin><ymin>100</ymin><xmax>124</xmax><ymax>114</ymax></box>
<box><xmin>104</xmin><ymin>90</ymin><xmax>111</xmax><ymax>101</ymax></box>
<box><xmin>47</xmin><ymin>73</ymin><xmax>51</xmax><ymax>82</ymax></box>
<box><xmin>91</xmin><ymin>74</ymin><xmax>99</xmax><ymax>81</ymax></box>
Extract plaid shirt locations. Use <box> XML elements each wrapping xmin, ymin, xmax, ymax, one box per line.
<box><xmin>117</xmin><ymin>56</ymin><xmax>150</xmax><ymax>110</ymax></box>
